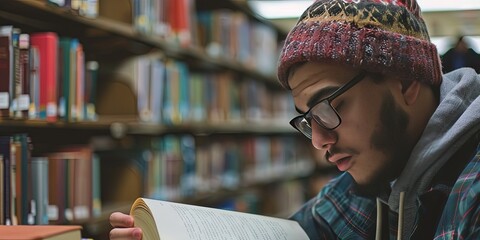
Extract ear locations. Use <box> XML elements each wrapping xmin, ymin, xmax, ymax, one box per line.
<box><xmin>401</xmin><ymin>80</ymin><xmax>421</xmax><ymax>106</ymax></box>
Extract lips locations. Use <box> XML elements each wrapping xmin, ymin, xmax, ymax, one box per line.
<box><xmin>327</xmin><ymin>153</ymin><xmax>352</xmax><ymax>171</ymax></box>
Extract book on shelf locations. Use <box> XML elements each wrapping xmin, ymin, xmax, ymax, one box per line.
<box><xmin>129</xmin><ymin>197</ymin><xmax>309</xmax><ymax>240</ymax></box>
<box><xmin>46</xmin><ymin>145</ymin><xmax>94</xmax><ymax>223</ymax></box>
<box><xmin>31</xmin><ymin>157</ymin><xmax>49</xmax><ymax>225</ymax></box>
<box><xmin>0</xmin><ymin>155</ymin><xmax>3</xmax><ymax>225</ymax></box>
<box><xmin>30</xmin><ymin>32</ymin><xmax>58</xmax><ymax>122</ymax></box>
<box><xmin>16</xmin><ymin>33</ymin><xmax>31</xmax><ymax>119</ymax></box>
<box><xmin>0</xmin><ymin>26</ymin><xmax>13</xmax><ymax>118</ymax></box>
<box><xmin>58</xmin><ymin>37</ymin><xmax>74</xmax><ymax>121</ymax></box>
<box><xmin>0</xmin><ymin>225</ymin><xmax>82</xmax><ymax>240</ymax></box>
<box><xmin>0</xmin><ymin>135</ymin><xmax>13</xmax><ymax>225</ymax></box>
<box><xmin>84</xmin><ymin>60</ymin><xmax>98</xmax><ymax>121</ymax></box>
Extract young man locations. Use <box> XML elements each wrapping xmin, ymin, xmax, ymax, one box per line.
<box><xmin>110</xmin><ymin>0</ymin><xmax>480</xmax><ymax>239</ymax></box>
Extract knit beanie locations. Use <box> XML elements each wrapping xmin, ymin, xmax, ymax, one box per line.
<box><xmin>277</xmin><ymin>0</ymin><xmax>443</xmax><ymax>89</ymax></box>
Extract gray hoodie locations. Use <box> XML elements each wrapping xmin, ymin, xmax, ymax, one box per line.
<box><xmin>387</xmin><ymin>68</ymin><xmax>480</xmax><ymax>238</ymax></box>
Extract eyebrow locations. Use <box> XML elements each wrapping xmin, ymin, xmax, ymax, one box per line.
<box><xmin>306</xmin><ymin>86</ymin><xmax>339</xmax><ymax>109</ymax></box>
<box><xmin>294</xmin><ymin>85</ymin><xmax>340</xmax><ymax>114</ymax></box>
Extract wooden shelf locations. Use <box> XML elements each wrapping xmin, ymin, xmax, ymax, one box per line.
<box><xmin>127</xmin><ymin>120</ymin><xmax>295</xmax><ymax>135</ymax></box>
<box><xmin>0</xmin><ymin>118</ymin><xmax>296</xmax><ymax>137</ymax></box>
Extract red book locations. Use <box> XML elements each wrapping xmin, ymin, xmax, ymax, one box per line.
<box><xmin>0</xmin><ymin>225</ymin><xmax>82</xmax><ymax>240</ymax></box>
<box><xmin>30</xmin><ymin>32</ymin><xmax>58</xmax><ymax>122</ymax></box>
<box><xmin>169</xmin><ymin>0</ymin><xmax>191</xmax><ymax>47</ymax></box>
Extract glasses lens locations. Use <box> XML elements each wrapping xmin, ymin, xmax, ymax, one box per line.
<box><xmin>311</xmin><ymin>101</ymin><xmax>340</xmax><ymax>129</ymax></box>
<box><xmin>291</xmin><ymin>117</ymin><xmax>312</xmax><ymax>139</ymax></box>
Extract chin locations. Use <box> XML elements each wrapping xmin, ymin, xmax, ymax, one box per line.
<box><xmin>350</xmin><ymin>173</ymin><xmax>391</xmax><ymax>198</ymax></box>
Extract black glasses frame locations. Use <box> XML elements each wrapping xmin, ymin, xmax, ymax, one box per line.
<box><xmin>289</xmin><ymin>71</ymin><xmax>367</xmax><ymax>138</ymax></box>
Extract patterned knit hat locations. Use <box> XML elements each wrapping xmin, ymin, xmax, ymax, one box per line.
<box><xmin>277</xmin><ymin>0</ymin><xmax>442</xmax><ymax>89</ymax></box>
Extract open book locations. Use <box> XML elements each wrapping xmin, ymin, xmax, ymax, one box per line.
<box><xmin>130</xmin><ymin>197</ymin><xmax>309</xmax><ymax>240</ymax></box>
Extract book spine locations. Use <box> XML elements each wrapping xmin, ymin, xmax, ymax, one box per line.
<box><xmin>30</xmin><ymin>32</ymin><xmax>58</xmax><ymax>122</ymax></box>
<box><xmin>11</xmin><ymin>138</ymin><xmax>20</xmax><ymax>225</ymax></box>
<box><xmin>47</xmin><ymin>158</ymin><xmax>66</xmax><ymax>224</ymax></box>
<box><xmin>177</xmin><ymin>62</ymin><xmax>190</xmax><ymax>123</ymax></box>
<box><xmin>80</xmin><ymin>0</ymin><xmax>99</xmax><ymax>18</ymax></box>
<box><xmin>12</xmin><ymin>28</ymin><xmax>21</xmax><ymax>119</ymax></box>
<box><xmin>150</xmin><ymin>59</ymin><xmax>164</xmax><ymax>123</ymax></box>
<box><xmin>0</xmin><ymin>155</ymin><xmax>3</xmax><ymax>225</ymax></box>
<box><xmin>84</xmin><ymin>61</ymin><xmax>98</xmax><ymax>121</ymax></box>
<box><xmin>0</xmin><ymin>136</ymin><xmax>12</xmax><ymax>225</ymax></box>
<box><xmin>180</xmin><ymin>135</ymin><xmax>196</xmax><ymax>196</ymax></box>
<box><xmin>72</xmin><ymin>147</ymin><xmax>92</xmax><ymax>221</ymax></box>
<box><xmin>15</xmin><ymin>134</ymin><xmax>31</xmax><ymax>225</ymax></box>
<box><xmin>0</xmin><ymin>26</ymin><xmax>13</xmax><ymax>118</ymax></box>
<box><xmin>31</xmin><ymin>157</ymin><xmax>49</xmax><ymax>225</ymax></box>
<box><xmin>75</xmin><ymin>42</ymin><xmax>84</xmax><ymax>121</ymax></box>
<box><xmin>28</xmin><ymin>46</ymin><xmax>40</xmax><ymax>119</ymax></box>
<box><xmin>136</xmin><ymin>57</ymin><xmax>151</xmax><ymax>122</ymax></box>
<box><xmin>162</xmin><ymin>60</ymin><xmax>173</xmax><ymax>124</ymax></box>
<box><xmin>58</xmin><ymin>37</ymin><xmax>70</xmax><ymax>120</ymax></box>
<box><xmin>18</xmin><ymin>34</ymin><xmax>30</xmax><ymax>119</ymax></box>
<box><xmin>69</xmin><ymin>39</ymin><xmax>78</xmax><ymax>121</ymax></box>
<box><xmin>91</xmin><ymin>153</ymin><xmax>101</xmax><ymax>217</ymax></box>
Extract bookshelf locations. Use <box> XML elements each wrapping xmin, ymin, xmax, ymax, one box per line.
<box><xmin>0</xmin><ymin>0</ymin><xmax>330</xmax><ymax>239</ymax></box>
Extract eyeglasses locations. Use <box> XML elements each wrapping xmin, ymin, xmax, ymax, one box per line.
<box><xmin>289</xmin><ymin>71</ymin><xmax>367</xmax><ymax>139</ymax></box>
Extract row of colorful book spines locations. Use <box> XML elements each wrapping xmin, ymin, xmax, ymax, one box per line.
<box><xmin>5</xmin><ymin>155</ymin><xmax>306</xmax><ymax>225</ymax></box>
<box><xmin>0</xmin><ymin>134</ymin><xmax>30</xmax><ymax>225</ymax></box>
<box><xmin>0</xmin><ymin>26</ymin><xmax>98</xmax><ymax>122</ymax></box>
<box><xmin>0</xmin><ymin>131</ymin><xmax>309</xmax><ymax>223</ymax></box>
<box><xmin>195</xmin><ymin>11</ymin><xmax>279</xmax><ymax>74</ymax></box>
<box><xmin>0</xmin><ymin>154</ymin><xmax>101</xmax><ymax>225</ymax></box>
<box><xmin>143</xmin><ymin>160</ymin><xmax>314</xmax><ymax>201</ymax></box>
<box><xmin>165</xmin><ymin>74</ymin><xmax>294</xmax><ymax>125</ymax></box>
<box><xmin>141</xmin><ymin>135</ymin><xmax>314</xmax><ymax>199</ymax></box>
<box><xmin>0</xmin><ymin>133</ymin><xmax>99</xmax><ymax>225</ymax></box>
<box><xmin>46</xmin><ymin>0</ymin><xmax>279</xmax><ymax>75</ymax></box>
<box><xmin>136</xmin><ymin>58</ymin><xmax>295</xmax><ymax>125</ymax></box>
<box><xmin>129</xmin><ymin>0</ymin><xmax>280</xmax><ymax>72</ymax></box>
<box><xmin>80</xmin><ymin>133</ymin><xmax>312</xmax><ymax>202</ymax></box>
<box><xmin>150</xmin><ymin>134</ymin><xmax>311</xmax><ymax>165</ymax></box>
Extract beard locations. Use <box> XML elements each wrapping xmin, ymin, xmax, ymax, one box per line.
<box><xmin>353</xmin><ymin>92</ymin><xmax>411</xmax><ymax>197</ymax></box>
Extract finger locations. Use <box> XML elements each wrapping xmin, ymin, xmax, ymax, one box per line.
<box><xmin>109</xmin><ymin>228</ymin><xmax>142</xmax><ymax>240</ymax></box>
<box><xmin>110</xmin><ymin>212</ymin><xmax>134</xmax><ymax>228</ymax></box>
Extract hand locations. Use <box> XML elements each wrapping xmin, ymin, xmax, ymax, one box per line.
<box><xmin>109</xmin><ymin>212</ymin><xmax>143</xmax><ymax>240</ymax></box>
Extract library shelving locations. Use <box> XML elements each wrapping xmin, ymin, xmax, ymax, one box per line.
<box><xmin>0</xmin><ymin>0</ymin><xmax>332</xmax><ymax>239</ymax></box>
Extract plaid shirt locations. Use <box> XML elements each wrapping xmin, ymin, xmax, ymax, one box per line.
<box><xmin>291</xmin><ymin>141</ymin><xmax>480</xmax><ymax>239</ymax></box>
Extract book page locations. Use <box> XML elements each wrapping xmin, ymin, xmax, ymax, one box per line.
<box><xmin>141</xmin><ymin>198</ymin><xmax>309</xmax><ymax>240</ymax></box>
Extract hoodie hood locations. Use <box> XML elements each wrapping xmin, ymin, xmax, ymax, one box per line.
<box><xmin>387</xmin><ymin>68</ymin><xmax>480</xmax><ymax>237</ymax></box>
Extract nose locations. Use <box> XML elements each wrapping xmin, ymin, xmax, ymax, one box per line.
<box><xmin>311</xmin><ymin>120</ymin><xmax>337</xmax><ymax>150</ymax></box>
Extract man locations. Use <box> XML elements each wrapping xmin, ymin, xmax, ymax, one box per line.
<box><xmin>110</xmin><ymin>0</ymin><xmax>480</xmax><ymax>239</ymax></box>
<box><xmin>441</xmin><ymin>36</ymin><xmax>480</xmax><ymax>73</ymax></box>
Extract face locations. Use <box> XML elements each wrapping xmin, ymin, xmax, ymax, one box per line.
<box><xmin>289</xmin><ymin>62</ymin><xmax>412</xmax><ymax>196</ymax></box>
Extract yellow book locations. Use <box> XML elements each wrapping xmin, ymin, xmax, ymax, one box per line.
<box><xmin>130</xmin><ymin>197</ymin><xmax>309</xmax><ymax>240</ymax></box>
<box><xmin>0</xmin><ymin>225</ymin><xmax>82</xmax><ymax>240</ymax></box>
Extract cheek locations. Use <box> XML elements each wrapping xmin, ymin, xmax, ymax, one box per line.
<box><xmin>338</xmin><ymin>97</ymin><xmax>381</xmax><ymax>147</ymax></box>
